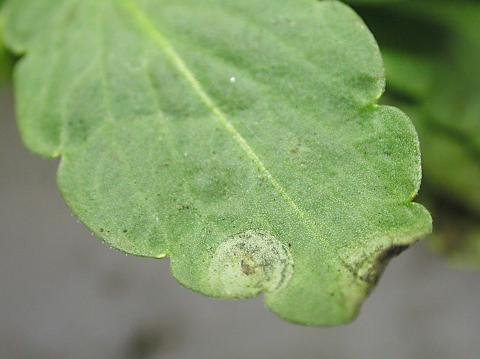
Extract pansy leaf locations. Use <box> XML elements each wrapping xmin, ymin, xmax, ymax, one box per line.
<box><xmin>3</xmin><ymin>0</ymin><xmax>431</xmax><ymax>325</ymax></box>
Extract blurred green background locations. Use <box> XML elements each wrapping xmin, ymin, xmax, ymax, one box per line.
<box><xmin>348</xmin><ymin>0</ymin><xmax>480</xmax><ymax>267</ymax></box>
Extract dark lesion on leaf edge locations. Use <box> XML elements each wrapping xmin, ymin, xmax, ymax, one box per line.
<box><xmin>366</xmin><ymin>244</ymin><xmax>410</xmax><ymax>285</ymax></box>
<box><xmin>341</xmin><ymin>244</ymin><xmax>410</xmax><ymax>286</ymax></box>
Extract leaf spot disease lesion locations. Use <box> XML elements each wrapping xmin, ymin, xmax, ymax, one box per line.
<box><xmin>341</xmin><ymin>244</ymin><xmax>410</xmax><ymax>286</ymax></box>
<box><xmin>208</xmin><ymin>230</ymin><xmax>294</xmax><ymax>298</ymax></box>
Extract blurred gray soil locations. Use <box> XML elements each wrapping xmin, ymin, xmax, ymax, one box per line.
<box><xmin>1</xmin><ymin>89</ymin><xmax>480</xmax><ymax>359</ymax></box>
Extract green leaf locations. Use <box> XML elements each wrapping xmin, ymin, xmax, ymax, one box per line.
<box><xmin>3</xmin><ymin>0</ymin><xmax>430</xmax><ymax>325</ymax></box>
<box><xmin>393</xmin><ymin>101</ymin><xmax>480</xmax><ymax>269</ymax></box>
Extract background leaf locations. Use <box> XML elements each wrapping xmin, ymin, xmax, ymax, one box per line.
<box><xmin>3</xmin><ymin>0</ymin><xmax>430</xmax><ymax>325</ymax></box>
<box><xmin>347</xmin><ymin>0</ymin><xmax>480</xmax><ymax>267</ymax></box>
<box><xmin>0</xmin><ymin>0</ymin><xmax>13</xmax><ymax>85</ymax></box>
